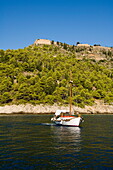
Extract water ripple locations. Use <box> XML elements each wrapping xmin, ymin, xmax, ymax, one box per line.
<box><xmin>0</xmin><ymin>114</ymin><xmax>113</xmax><ymax>169</ymax></box>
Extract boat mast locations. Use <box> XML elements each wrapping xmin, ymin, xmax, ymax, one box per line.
<box><xmin>69</xmin><ymin>72</ymin><xmax>73</xmax><ymax>115</ymax></box>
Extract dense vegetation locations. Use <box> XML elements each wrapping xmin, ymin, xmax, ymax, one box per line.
<box><xmin>0</xmin><ymin>43</ymin><xmax>113</xmax><ymax>107</ymax></box>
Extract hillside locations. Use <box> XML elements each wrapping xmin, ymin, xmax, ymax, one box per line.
<box><xmin>0</xmin><ymin>39</ymin><xmax>113</xmax><ymax>108</ymax></box>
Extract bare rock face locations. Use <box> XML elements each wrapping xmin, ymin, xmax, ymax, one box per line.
<box><xmin>0</xmin><ymin>103</ymin><xmax>113</xmax><ymax>114</ymax></box>
<box><xmin>0</xmin><ymin>104</ymin><xmax>69</xmax><ymax>114</ymax></box>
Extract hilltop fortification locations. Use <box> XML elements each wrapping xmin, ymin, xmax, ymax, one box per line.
<box><xmin>34</xmin><ymin>39</ymin><xmax>52</xmax><ymax>45</ymax></box>
<box><xmin>34</xmin><ymin>39</ymin><xmax>57</xmax><ymax>45</ymax></box>
<box><xmin>33</xmin><ymin>39</ymin><xmax>113</xmax><ymax>61</ymax></box>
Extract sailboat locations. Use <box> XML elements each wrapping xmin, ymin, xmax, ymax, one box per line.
<box><xmin>51</xmin><ymin>78</ymin><xmax>84</xmax><ymax>127</ymax></box>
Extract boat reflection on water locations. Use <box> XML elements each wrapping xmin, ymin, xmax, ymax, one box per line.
<box><xmin>51</xmin><ymin>126</ymin><xmax>82</xmax><ymax>153</ymax></box>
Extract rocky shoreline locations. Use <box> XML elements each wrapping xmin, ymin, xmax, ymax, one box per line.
<box><xmin>0</xmin><ymin>102</ymin><xmax>113</xmax><ymax>114</ymax></box>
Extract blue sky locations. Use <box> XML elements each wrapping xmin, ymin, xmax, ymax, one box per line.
<box><xmin>0</xmin><ymin>0</ymin><xmax>113</xmax><ymax>50</ymax></box>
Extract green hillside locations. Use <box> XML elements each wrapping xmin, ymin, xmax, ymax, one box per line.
<box><xmin>0</xmin><ymin>42</ymin><xmax>113</xmax><ymax>107</ymax></box>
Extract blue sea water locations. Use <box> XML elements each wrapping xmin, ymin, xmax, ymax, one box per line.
<box><xmin>0</xmin><ymin>114</ymin><xmax>113</xmax><ymax>169</ymax></box>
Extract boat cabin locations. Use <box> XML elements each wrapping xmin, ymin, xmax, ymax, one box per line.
<box><xmin>54</xmin><ymin>109</ymin><xmax>81</xmax><ymax>118</ymax></box>
<box><xmin>55</xmin><ymin>110</ymin><xmax>74</xmax><ymax>118</ymax></box>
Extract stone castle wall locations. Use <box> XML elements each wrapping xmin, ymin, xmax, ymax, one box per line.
<box><xmin>34</xmin><ymin>39</ymin><xmax>52</xmax><ymax>45</ymax></box>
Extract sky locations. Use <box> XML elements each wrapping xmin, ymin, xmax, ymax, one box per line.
<box><xmin>0</xmin><ymin>0</ymin><xmax>113</xmax><ymax>50</ymax></box>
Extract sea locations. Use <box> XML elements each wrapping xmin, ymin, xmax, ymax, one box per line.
<box><xmin>0</xmin><ymin>114</ymin><xmax>113</xmax><ymax>170</ymax></box>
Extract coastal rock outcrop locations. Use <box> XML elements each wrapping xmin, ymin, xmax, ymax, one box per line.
<box><xmin>0</xmin><ymin>103</ymin><xmax>113</xmax><ymax>114</ymax></box>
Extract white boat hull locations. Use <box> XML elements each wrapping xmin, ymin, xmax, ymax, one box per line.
<box><xmin>51</xmin><ymin>116</ymin><xmax>82</xmax><ymax>127</ymax></box>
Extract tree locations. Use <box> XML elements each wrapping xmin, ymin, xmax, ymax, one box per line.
<box><xmin>44</xmin><ymin>95</ymin><xmax>55</xmax><ymax>104</ymax></box>
<box><xmin>56</xmin><ymin>41</ymin><xmax>59</xmax><ymax>46</ymax></box>
<box><xmin>76</xmin><ymin>42</ymin><xmax>80</xmax><ymax>46</ymax></box>
<box><xmin>53</xmin><ymin>87</ymin><xmax>68</xmax><ymax>103</ymax></box>
<box><xmin>45</xmin><ymin>77</ymin><xmax>56</xmax><ymax>94</ymax></box>
<box><xmin>51</xmin><ymin>40</ymin><xmax>54</xmax><ymax>45</ymax></box>
<box><xmin>0</xmin><ymin>92</ymin><xmax>12</xmax><ymax>103</ymax></box>
<box><xmin>63</xmin><ymin>43</ymin><xmax>67</xmax><ymax>50</ymax></box>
